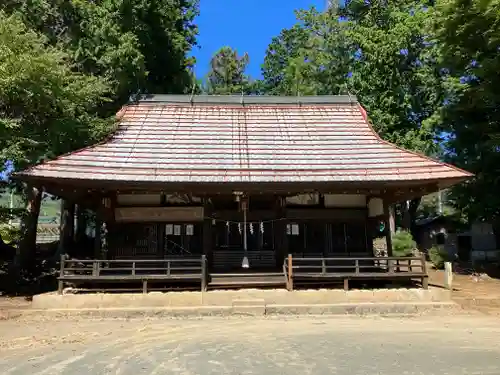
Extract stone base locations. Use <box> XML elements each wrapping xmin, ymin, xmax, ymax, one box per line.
<box><xmin>31</xmin><ymin>288</ymin><xmax>451</xmax><ymax>310</ymax></box>
<box><xmin>13</xmin><ymin>301</ymin><xmax>457</xmax><ymax>319</ymax></box>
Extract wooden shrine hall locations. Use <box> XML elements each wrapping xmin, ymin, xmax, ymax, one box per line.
<box><xmin>14</xmin><ymin>95</ymin><xmax>472</xmax><ymax>292</ymax></box>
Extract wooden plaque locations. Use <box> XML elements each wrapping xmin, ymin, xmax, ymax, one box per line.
<box><xmin>115</xmin><ymin>206</ymin><xmax>204</xmax><ymax>222</ymax></box>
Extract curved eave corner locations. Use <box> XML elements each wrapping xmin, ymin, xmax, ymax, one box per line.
<box><xmin>12</xmin><ymin>103</ymin><xmax>130</xmax><ymax>182</ymax></box>
<box><xmin>357</xmin><ymin>103</ymin><xmax>474</xmax><ymax>187</ymax></box>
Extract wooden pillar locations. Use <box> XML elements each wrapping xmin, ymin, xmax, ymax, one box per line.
<box><xmin>389</xmin><ymin>205</ymin><xmax>396</xmax><ymax>234</ymax></box>
<box><xmin>274</xmin><ymin>196</ymin><xmax>287</xmax><ymax>268</ymax></box>
<box><xmin>58</xmin><ymin>199</ymin><xmax>75</xmax><ymax>256</ymax></box>
<box><xmin>202</xmin><ymin>198</ymin><xmax>213</xmax><ymax>269</ymax></box>
<box><xmin>75</xmin><ymin>204</ymin><xmax>87</xmax><ymax>245</ymax></box>
<box><xmin>383</xmin><ymin>199</ymin><xmax>393</xmax><ymax>256</ymax></box>
<box><xmin>17</xmin><ymin>185</ymin><xmax>42</xmax><ymax>267</ymax></box>
<box><xmin>282</xmin><ymin>197</ymin><xmax>289</xmax><ymax>259</ymax></box>
<box><xmin>94</xmin><ymin>214</ymin><xmax>102</xmax><ymax>259</ymax></box>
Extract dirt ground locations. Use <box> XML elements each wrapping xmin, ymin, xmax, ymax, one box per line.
<box><xmin>2</xmin><ymin>315</ymin><xmax>500</xmax><ymax>374</ymax></box>
<box><xmin>428</xmin><ymin>265</ymin><xmax>500</xmax><ymax>315</ymax></box>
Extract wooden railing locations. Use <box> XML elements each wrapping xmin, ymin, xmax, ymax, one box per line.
<box><xmin>283</xmin><ymin>254</ymin><xmax>428</xmax><ymax>291</ymax></box>
<box><xmin>58</xmin><ymin>254</ymin><xmax>207</xmax><ymax>293</ymax></box>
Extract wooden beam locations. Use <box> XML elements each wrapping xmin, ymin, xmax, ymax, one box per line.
<box><xmin>383</xmin><ymin>184</ymin><xmax>439</xmax><ymax>204</ymax></box>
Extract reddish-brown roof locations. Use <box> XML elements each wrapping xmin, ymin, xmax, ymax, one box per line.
<box><xmin>16</xmin><ymin>95</ymin><xmax>472</xmax><ymax>186</ymax></box>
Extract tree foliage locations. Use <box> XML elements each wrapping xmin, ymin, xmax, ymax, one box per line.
<box><xmin>431</xmin><ymin>0</ymin><xmax>500</xmax><ymax>225</ymax></box>
<box><xmin>0</xmin><ymin>12</ymin><xmax>110</xmax><ymax>172</ymax></box>
<box><xmin>205</xmin><ymin>46</ymin><xmax>253</xmax><ymax>95</ymax></box>
<box><xmin>2</xmin><ymin>0</ymin><xmax>199</xmax><ymax>112</ymax></box>
<box><xmin>263</xmin><ymin>2</ymin><xmax>442</xmax><ymax>154</ymax></box>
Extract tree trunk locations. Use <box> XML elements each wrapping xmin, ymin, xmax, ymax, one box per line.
<box><xmin>17</xmin><ymin>185</ymin><xmax>42</xmax><ymax>268</ymax></box>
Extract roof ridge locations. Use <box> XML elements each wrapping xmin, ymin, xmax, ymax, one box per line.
<box><xmin>138</xmin><ymin>94</ymin><xmax>358</xmax><ymax>105</ymax></box>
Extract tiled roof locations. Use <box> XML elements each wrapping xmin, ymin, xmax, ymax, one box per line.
<box><xmin>17</xmin><ymin>95</ymin><xmax>472</xmax><ymax>185</ymax></box>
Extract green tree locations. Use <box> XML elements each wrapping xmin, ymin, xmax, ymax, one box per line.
<box><xmin>262</xmin><ymin>24</ymin><xmax>312</xmax><ymax>95</ymax></box>
<box><xmin>2</xmin><ymin>0</ymin><xmax>199</xmax><ymax>111</ymax></box>
<box><xmin>263</xmin><ymin>2</ymin><xmax>444</xmax><ymax>232</ymax></box>
<box><xmin>0</xmin><ymin>13</ymin><xmax>110</xmax><ymax>261</ymax></box>
<box><xmin>205</xmin><ymin>46</ymin><xmax>252</xmax><ymax>95</ymax></box>
<box><xmin>431</xmin><ymin>0</ymin><xmax>500</xmax><ymax>237</ymax></box>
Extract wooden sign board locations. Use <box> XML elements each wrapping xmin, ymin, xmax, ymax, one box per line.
<box><xmin>115</xmin><ymin>206</ymin><xmax>204</xmax><ymax>222</ymax></box>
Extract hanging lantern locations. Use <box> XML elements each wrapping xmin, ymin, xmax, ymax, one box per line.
<box><xmin>241</xmin><ymin>255</ymin><xmax>249</xmax><ymax>268</ymax></box>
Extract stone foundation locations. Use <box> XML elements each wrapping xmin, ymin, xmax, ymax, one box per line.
<box><xmin>32</xmin><ymin>288</ymin><xmax>451</xmax><ymax>310</ymax></box>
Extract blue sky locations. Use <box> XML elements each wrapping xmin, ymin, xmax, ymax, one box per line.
<box><xmin>192</xmin><ymin>0</ymin><xmax>325</xmax><ymax>80</ymax></box>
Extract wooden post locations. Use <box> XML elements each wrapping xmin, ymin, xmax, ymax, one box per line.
<box><xmin>388</xmin><ymin>259</ymin><xmax>394</xmax><ymax>274</ymax></box>
<box><xmin>287</xmin><ymin>254</ymin><xmax>293</xmax><ymax>291</ymax></box>
<box><xmin>274</xmin><ymin>196</ymin><xmax>286</xmax><ymax>268</ymax></box>
<box><xmin>58</xmin><ymin>200</ymin><xmax>75</xmax><ymax>256</ymax></box>
<box><xmin>421</xmin><ymin>253</ymin><xmax>428</xmax><ymax>274</ymax></box>
<box><xmin>94</xmin><ymin>215</ymin><xmax>102</xmax><ymax>259</ymax></box>
<box><xmin>280</xmin><ymin>197</ymin><xmax>289</xmax><ymax>266</ymax></box>
<box><xmin>92</xmin><ymin>260</ymin><xmax>98</xmax><ymax>276</ymax></box>
<box><xmin>58</xmin><ymin>253</ymin><xmax>65</xmax><ymax>294</ymax></box>
<box><xmin>201</xmin><ymin>255</ymin><xmax>207</xmax><ymax>292</ymax></box>
<box><xmin>142</xmin><ymin>279</ymin><xmax>148</xmax><ymax>294</ymax></box>
<box><xmin>383</xmin><ymin>199</ymin><xmax>393</xmax><ymax>256</ymax></box>
<box><xmin>343</xmin><ymin>278</ymin><xmax>349</xmax><ymax>291</ymax></box>
<box><xmin>422</xmin><ymin>253</ymin><xmax>429</xmax><ymax>289</ymax></box>
<box><xmin>202</xmin><ymin>199</ymin><xmax>212</xmax><ymax>269</ymax></box>
<box><xmin>75</xmin><ymin>204</ymin><xmax>87</xmax><ymax>245</ymax></box>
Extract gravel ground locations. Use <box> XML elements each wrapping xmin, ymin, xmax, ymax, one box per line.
<box><xmin>1</xmin><ymin>314</ymin><xmax>500</xmax><ymax>374</ymax></box>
